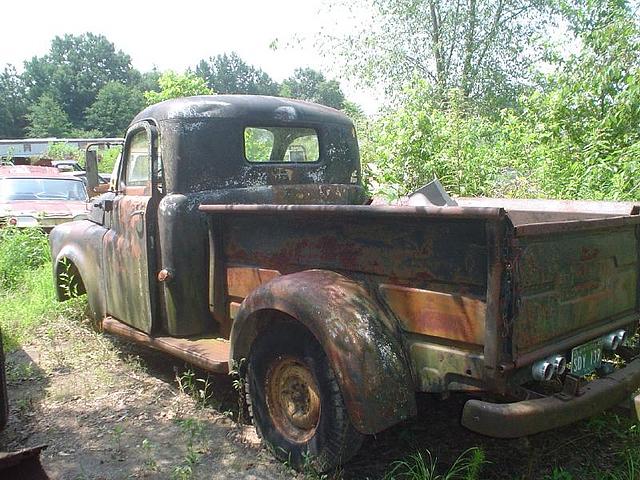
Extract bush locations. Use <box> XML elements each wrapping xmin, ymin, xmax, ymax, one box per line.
<box><xmin>0</xmin><ymin>228</ymin><xmax>50</xmax><ymax>290</ymax></box>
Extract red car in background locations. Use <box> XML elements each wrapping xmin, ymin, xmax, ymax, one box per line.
<box><xmin>0</xmin><ymin>165</ymin><xmax>89</xmax><ymax>230</ymax></box>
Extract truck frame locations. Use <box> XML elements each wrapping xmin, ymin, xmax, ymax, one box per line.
<box><xmin>50</xmin><ymin>95</ymin><xmax>640</xmax><ymax>470</ymax></box>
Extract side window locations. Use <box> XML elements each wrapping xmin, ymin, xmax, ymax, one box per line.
<box><xmin>122</xmin><ymin>130</ymin><xmax>151</xmax><ymax>194</ymax></box>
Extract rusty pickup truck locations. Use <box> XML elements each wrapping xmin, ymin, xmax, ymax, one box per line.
<box><xmin>49</xmin><ymin>95</ymin><xmax>640</xmax><ymax>470</ymax></box>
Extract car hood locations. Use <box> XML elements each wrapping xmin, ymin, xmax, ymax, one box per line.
<box><xmin>0</xmin><ymin>200</ymin><xmax>89</xmax><ymax>218</ymax></box>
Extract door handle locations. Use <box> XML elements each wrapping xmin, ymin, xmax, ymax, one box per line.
<box><xmin>130</xmin><ymin>209</ymin><xmax>145</xmax><ymax>218</ymax></box>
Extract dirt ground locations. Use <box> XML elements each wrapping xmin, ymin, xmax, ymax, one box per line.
<box><xmin>1</xmin><ymin>313</ymin><xmax>638</xmax><ymax>479</ymax></box>
<box><xmin>0</xmin><ymin>315</ymin><xmax>289</xmax><ymax>480</ymax></box>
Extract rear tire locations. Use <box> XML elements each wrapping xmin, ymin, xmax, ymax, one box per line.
<box><xmin>247</xmin><ymin>323</ymin><xmax>364</xmax><ymax>471</ymax></box>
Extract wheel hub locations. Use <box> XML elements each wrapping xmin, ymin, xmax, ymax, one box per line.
<box><xmin>266</xmin><ymin>356</ymin><xmax>321</xmax><ymax>443</ymax></box>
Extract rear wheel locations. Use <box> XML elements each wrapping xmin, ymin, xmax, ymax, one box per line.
<box><xmin>247</xmin><ymin>324</ymin><xmax>364</xmax><ymax>471</ymax></box>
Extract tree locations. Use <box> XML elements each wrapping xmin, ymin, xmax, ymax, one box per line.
<box><xmin>25</xmin><ymin>94</ymin><xmax>72</xmax><ymax>138</ymax></box>
<box><xmin>280</xmin><ymin>68</ymin><xmax>345</xmax><ymax>109</ymax></box>
<box><xmin>22</xmin><ymin>33</ymin><xmax>137</xmax><ymax>128</ymax></box>
<box><xmin>513</xmin><ymin>0</ymin><xmax>640</xmax><ymax>199</ymax></box>
<box><xmin>85</xmin><ymin>82</ymin><xmax>146</xmax><ymax>137</ymax></box>
<box><xmin>143</xmin><ymin>71</ymin><xmax>214</xmax><ymax>105</ymax></box>
<box><xmin>0</xmin><ymin>66</ymin><xmax>27</xmax><ymax>138</ymax></box>
<box><xmin>194</xmin><ymin>52</ymin><xmax>279</xmax><ymax>95</ymax></box>
<box><xmin>324</xmin><ymin>0</ymin><xmax>553</xmax><ymax>109</ymax></box>
<box><xmin>137</xmin><ymin>69</ymin><xmax>161</xmax><ymax>93</ymax></box>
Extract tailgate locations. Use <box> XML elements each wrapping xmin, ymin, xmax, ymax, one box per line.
<box><xmin>510</xmin><ymin>215</ymin><xmax>640</xmax><ymax>357</ymax></box>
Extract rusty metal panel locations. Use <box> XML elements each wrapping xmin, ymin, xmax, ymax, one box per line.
<box><xmin>227</xmin><ymin>267</ymin><xmax>280</xmax><ymax>298</ymax></box>
<box><xmin>408</xmin><ymin>340</ymin><xmax>484</xmax><ymax>392</ymax></box>
<box><xmin>512</xmin><ymin>226</ymin><xmax>638</xmax><ymax>355</ymax></box>
<box><xmin>201</xmin><ymin>206</ymin><xmax>492</xmax><ymax>294</ymax></box>
<box><xmin>102</xmin><ymin>317</ymin><xmax>229</xmax><ymax>373</ymax></box>
<box><xmin>379</xmin><ymin>285</ymin><xmax>486</xmax><ymax>345</ymax></box>
<box><xmin>231</xmin><ymin>270</ymin><xmax>416</xmax><ymax>435</ymax></box>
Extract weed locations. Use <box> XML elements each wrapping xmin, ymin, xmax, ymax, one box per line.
<box><xmin>602</xmin><ymin>449</ymin><xmax>640</xmax><ymax>480</ymax></box>
<box><xmin>6</xmin><ymin>361</ymin><xmax>42</xmax><ymax>382</ymax></box>
<box><xmin>175</xmin><ymin>367</ymin><xmax>215</xmax><ymax>409</ymax></box>
<box><xmin>383</xmin><ymin>447</ymin><xmax>485</xmax><ymax>480</ymax></box>
<box><xmin>544</xmin><ymin>468</ymin><xmax>574</xmax><ymax>480</ymax></box>
<box><xmin>586</xmin><ymin>412</ymin><xmax>638</xmax><ymax>441</ymax></box>
<box><xmin>171</xmin><ymin>464</ymin><xmax>193</xmax><ymax>480</ymax></box>
<box><xmin>229</xmin><ymin>358</ymin><xmax>247</xmax><ymax>423</ymax></box>
<box><xmin>15</xmin><ymin>396</ymin><xmax>33</xmax><ymax>415</ymax></box>
<box><xmin>299</xmin><ymin>451</ymin><xmax>337</xmax><ymax>480</ymax></box>
<box><xmin>110</xmin><ymin>424</ymin><xmax>125</xmax><ymax>460</ymax></box>
<box><xmin>172</xmin><ymin>417</ymin><xmax>208</xmax><ymax>478</ymax></box>
<box><xmin>141</xmin><ymin>438</ymin><xmax>158</xmax><ymax>472</ymax></box>
<box><xmin>57</xmin><ymin>257</ymin><xmax>80</xmax><ymax>299</ymax></box>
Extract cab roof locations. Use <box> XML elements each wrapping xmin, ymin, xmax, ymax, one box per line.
<box><xmin>131</xmin><ymin>95</ymin><xmax>353</xmax><ymax>127</ymax></box>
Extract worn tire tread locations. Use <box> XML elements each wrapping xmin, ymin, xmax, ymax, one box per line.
<box><xmin>246</xmin><ymin>323</ymin><xmax>363</xmax><ymax>471</ymax></box>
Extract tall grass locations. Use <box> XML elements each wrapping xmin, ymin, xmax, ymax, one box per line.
<box><xmin>383</xmin><ymin>448</ymin><xmax>485</xmax><ymax>480</ymax></box>
<box><xmin>0</xmin><ymin>228</ymin><xmax>86</xmax><ymax>351</ymax></box>
<box><xmin>0</xmin><ymin>228</ymin><xmax>50</xmax><ymax>290</ymax></box>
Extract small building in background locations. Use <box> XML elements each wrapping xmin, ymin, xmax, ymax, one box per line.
<box><xmin>0</xmin><ymin>138</ymin><xmax>123</xmax><ymax>165</ymax></box>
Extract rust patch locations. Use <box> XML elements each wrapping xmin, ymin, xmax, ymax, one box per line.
<box><xmin>227</xmin><ymin>267</ymin><xmax>280</xmax><ymax>298</ymax></box>
<box><xmin>102</xmin><ymin>317</ymin><xmax>229</xmax><ymax>373</ymax></box>
<box><xmin>380</xmin><ymin>285</ymin><xmax>486</xmax><ymax>345</ymax></box>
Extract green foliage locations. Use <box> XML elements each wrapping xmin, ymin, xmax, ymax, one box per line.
<box><xmin>363</xmin><ymin>2</ymin><xmax>640</xmax><ymax>202</ymax></box>
<box><xmin>45</xmin><ymin>142</ymin><xmax>83</xmax><ymax>161</ymax></box>
<box><xmin>280</xmin><ymin>68</ymin><xmax>345</xmax><ymax>109</ymax></box>
<box><xmin>26</xmin><ymin>94</ymin><xmax>72</xmax><ymax>138</ymax></box>
<box><xmin>22</xmin><ymin>33</ymin><xmax>136</xmax><ymax>128</ymax></box>
<box><xmin>544</xmin><ymin>468</ymin><xmax>574</xmax><ymax>480</ymax></box>
<box><xmin>0</xmin><ymin>229</ymin><xmax>86</xmax><ymax>352</ymax></box>
<box><xmin>85</xmin><ymin>82</ymin><xmax>145</xmax><ymax>137</ymax></box>
<box><xmin>175</xmin><ymin>367</ymin><xmax>214</xmax><ymax>409</ymax></box>
<box><xmin>98</xmin><ymin>146</ymin><xmax>122</xmax><ymax>174</ymax></box>
<box><xmin>324</xmin><ymin>0</ymin><xmax>553</xmax><ymax>110</ymax></box>
<box><xmin>144</xmin><ymin>71</ymin><xmax>214</xmax><ymax>106</ymax></box>
<box><xmin>244</xmin><ymin>128</ymin><xmax>275</xmax><ymax>161</ymax></box>
<box><xmin>362</xmin><ymin>84</ymin><xmax>532</xmax><ymax>199</ymax></box>
<box><xmin>172</xmin><ymin>417</ymin><xmax>207</xmax><ymax>480</ymax></box>
<box><xmin>383</xmin><ymin>447</ymin><xmax>485</xmax><ymax>480</ymax></box>
<box><xmin>0</xmin><ymin>228</ymin><xmax>50</xmax><ymax>290</ymax></box>
<box><xmin>194</xmin><ymin>52</ymin><xmax>279</xmax><ymax>95</ymax></box>
<box><xmin>0</xmin><ymin>65</ymin><xmax>27</xmax><ymax>138</ymax></box>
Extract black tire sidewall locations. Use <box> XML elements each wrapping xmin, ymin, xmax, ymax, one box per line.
<box><xmin>247</xmin><ymin>325</ymin><xmax>346</xmax><ymax>469</ymax></box>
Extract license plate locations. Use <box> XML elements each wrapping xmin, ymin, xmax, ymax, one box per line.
<box><xmin>571</xmin><ymin>339</ymin><xmax>603</xmax><ymax>377</ymax></box>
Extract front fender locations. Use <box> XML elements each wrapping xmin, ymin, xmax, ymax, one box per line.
<box><xmin>231</xmin><ymin>269</ymin><xmax>417</xmax><ymax>435</ymax></box>
<box><xmin>50</xmin><ymin>220</ymin><xmax>107</xmax><ymax>319</ymax></box>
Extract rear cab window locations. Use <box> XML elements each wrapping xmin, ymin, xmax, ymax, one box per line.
<box><xmin>244</xmin><ymin>127</ymin><xmax>319</xmax><ymax>163</ymax></box>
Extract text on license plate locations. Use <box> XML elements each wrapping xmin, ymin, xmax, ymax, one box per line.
<box><xmin>571</xmin><ymin>338</ymin><xmax>603</xmax><ymax>377</ymax></box>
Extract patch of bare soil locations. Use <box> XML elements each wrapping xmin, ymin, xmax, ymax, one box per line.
<box><xmin>0</xmin><ymin>315</ymin><xmax>290</xmax><ymax>480</ymax></box>
<box><xmin>2</xmin><ymin>312</ymin><xmax>637</xmax><ymax>480</ymax></box>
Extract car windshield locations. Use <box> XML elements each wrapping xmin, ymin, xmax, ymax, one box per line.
<box><xmin>0</xmin><ymin>178</ymin><xmax>89</xmax><ymax>201</ymax></box>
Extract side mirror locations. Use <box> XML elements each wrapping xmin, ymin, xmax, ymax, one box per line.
<box><xmin>86</xmin><ymin>149</ymin><xmax>99</xmax><ymax>194</ymax></box>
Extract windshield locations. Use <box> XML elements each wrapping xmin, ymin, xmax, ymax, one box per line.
<box><xmin>0</xmin><ymin>178</ymin><xmax>89</xmax><ymax>201</ymax></box>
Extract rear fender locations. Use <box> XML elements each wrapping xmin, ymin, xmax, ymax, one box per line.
<box><xmin>231</xmin><ymin>269</ymin><xmax>417</xmax><ymax>435</ymax></box>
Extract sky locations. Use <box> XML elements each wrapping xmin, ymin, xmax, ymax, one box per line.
<box><xmin>0</xmin><ymin>0</ymin><xmax>382</xmax><ymax>112</ymax></box>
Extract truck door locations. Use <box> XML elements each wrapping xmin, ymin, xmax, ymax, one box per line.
<box><xmin>102</xmin><ymin>122</ymin><xmax>160</xmax><ymax>333</ymax></box>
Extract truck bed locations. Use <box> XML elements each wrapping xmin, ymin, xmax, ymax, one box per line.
<box><xmin>199</xmin><ymin>202</ymin><xmax>640</xmax><ymax>387</ymax></box>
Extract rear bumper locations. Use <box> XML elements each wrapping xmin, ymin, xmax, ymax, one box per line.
<box><xmin>461</xmin><ymin>358</ymin><xmax>640</xmax><ymax>438</ymax></box>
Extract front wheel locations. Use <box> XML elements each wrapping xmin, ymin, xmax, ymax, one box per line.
<box><xmin>247</xmin><ymin>323</ymin><xmax>364</xmax><ymax>471</ymax></box>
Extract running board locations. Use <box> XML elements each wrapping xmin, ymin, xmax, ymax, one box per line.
<box><xmin>101</xmin><ymin>317</ymin><xmax>230</xmax><ymax>373</ymax></box>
